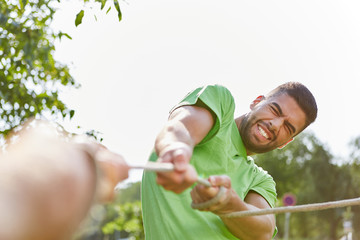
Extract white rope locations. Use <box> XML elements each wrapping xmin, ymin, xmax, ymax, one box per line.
<box><xmin>129</xmin><ymin>161</ymin><xmax>175</xmax><ymax>172</ymax></box>
<box><xmin>218</xmin><ymin>197</ymin><xmax>360</xmax><ymax>218</ymax></box>
<box><xmin>138</xmin><ymin>162</ymin><xmax>360</xmax><ymax>217</ymax></box>
<box><xmin>191</xmin><ymin>186</ymin><xmax>227</xmax><ymax>209</ymax></box>
<box><xmin>130</xmin><ymin>161</ymin><xmax>212</xmax><ymax>186</ymax></box>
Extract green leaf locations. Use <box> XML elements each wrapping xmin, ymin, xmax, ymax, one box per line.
<box><xmin>20</xmin><ymin>0</ymin><xmax>28</xmax><ymax>10</ymax></box>
<box><xmin>106</xmin><ymin>6</ymin><xmax>111</xmax><ymax>14</ymax></box>
<box><xmin>58</xmin><ymin>32</ymin><xmax>72</xmax><ymax>40</ymax></box>
<box><xmin>113</xmin><ymin>0</ymin><xmax>122</xmax><ymax>21</ymax></box>
<box><xmin>100</xmin><ymin>0</ymin><xmax>106</xmax><ymax>10</ymax></box>
<box><xmin>69</xmin><ymin>110</ymin><xmax>75</xmax><ymax>119</ymax></box>
<box><xmin>75</xmin><ymin>10</ymin><xmax>84</xmax><ymax>27</ymax></box>
<box><xmin>63</xmin><ymin>33</ymin><xmax>72</xmax><ymax>40</ymax></box>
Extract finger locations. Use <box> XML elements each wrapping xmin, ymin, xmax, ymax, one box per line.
<box><xmin>191</xmin><ymin>185</ymin><xmax>212</xmax><ymax>203</ymax></box>
<box><xmin>156</xmin><ymin>171</ymin><xmax>184</xmax><ymax>185</ymax></box>
<box><xmin>208</xmin><ymin>191</ymin><xmax>232</xmax><ymax>212</ymax></box>
<box><xmin>157</xmin><ymin>152</ymin><xmax>186</xmax><ymax>172</ymax></box>
<box><xmin>172</xmin><ymin>149</ymin><xmax>189</xmax><ymax>172</ymax></box>
<box><xmin>190</xmin><ymin>188</ymin><xmax>203</xmax><ymax>203</ymax></box>
<box><xmin>183</xmin><ymin>165</ymin><xmax>198</xmax><ymax>184</ymax></box>
<box><xmin>157</xmin><ymin>152</ymin><xmax>172</xmax><ymax>163</ymax></box>
<box><xmin>208</xmin><ymin>175</ymin><xmax>231</xmax><ymax>188</ymax></box>
<box><xmin>156</xmin><ymin>173</ymin><xmax>170</xmax><ymax>186</ymax></box>
<box><xmin>158</xmin><ymin>143</ymin><xmax>192</xmax><ymax>172</ymax></box>
<box><xmin>96</xmin><ymin>150</ymin><xmax>130</xmax><ymax>183</ymax></box>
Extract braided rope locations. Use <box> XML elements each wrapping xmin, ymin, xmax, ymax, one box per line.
<box><xmin>191</xmin><ymin>177</ymin><xmax>360</xmax><ymax>218</ymax></box>
<box><xmin>191</xmin><ymin>186</ymin><xmax>227</xmax><ymax>210</ymax></box>
<box><xmin>139</xmin><ymin>162</ymin><xmax>360</xmax><ymax>217</ymax></box>
<box><xmin>218</xmin><ymin>197</ymin><xmax>360</xmax><ymax>218</ymax></box>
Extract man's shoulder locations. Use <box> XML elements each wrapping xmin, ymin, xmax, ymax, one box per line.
<box><xmin>199</xmin><ymin>84</ymin><xmax>235</xmax><ymax>106</ymax></box>
<box><xmin>201</xmin><ymin>84</ymin><xmax>232</xmax><ymax>95</ymax></box>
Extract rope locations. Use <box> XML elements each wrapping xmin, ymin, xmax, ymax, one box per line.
<box><xmin>191</xmin><ymin>186</ymin><xmax>227</xmax><ymax>210</ymax></box>
<box><xmin>139</xmin><ymin>162</ymin><xmax>360</xmax><ymax>217</ymax></box>
<box><xmin>218</xmin><ymin>197</ymin><xmax>360</xmax><ymax>218</ymax></box>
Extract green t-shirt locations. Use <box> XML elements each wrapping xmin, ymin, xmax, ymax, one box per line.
<box><xmin>141</xmin><ymin>84</ymin><xmax>277</xmax><ymax>240</ymax></box>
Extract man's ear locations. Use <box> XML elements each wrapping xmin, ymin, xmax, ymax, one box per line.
<box><xmin>278</xmin><ymin>138</ymin><xmax>294</xmax><ymax>149</ymax></box>
<box><xmin>250</xmin><ymin>95</ymin><xmax>265</xmax><ymax>110</ymax></box>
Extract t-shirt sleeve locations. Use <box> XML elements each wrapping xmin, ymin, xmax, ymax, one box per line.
<box><xmin>248</xmin><ymin>164</ymin><xmax>277</xmax><ymax>208</ymax></box>
<box><xmin>169</xmin><ymin>84</ymin><xmax>236</xmax><ymax>143</ymax></box>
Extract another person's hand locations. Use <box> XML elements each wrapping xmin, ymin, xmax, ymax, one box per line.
<box><xmin>0</xmin><ymin>120</ymin><xmax>131</xmax><ymax>240</ymax></box>
<box><xmin>190</xmin><ymin>175</ymin><xmax>234</xmax><ymax>214</ymax></box>
<box><xmin>94</xmin><ymin>146</ymin><xmax>130</xmax><ymax>202</ymax></box>
<box><xmin>71</xmin><ymin>135</ymin><xmax>130</xmax><ymax>202</ymax></box>
<box><xmin>156</xmin><ymin>142</ymin><xmax>198</xmax><ymax>194</ymax></box>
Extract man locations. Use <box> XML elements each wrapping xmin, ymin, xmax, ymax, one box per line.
<box><xmin>141</xmin><ymin>82</ymin><xmax>317</xmax><ymax>240</ymax></box>
<box><xmin>0</xmin><ymin>120</ymin><xmax>130</xmax><ymax>240</ymax></box>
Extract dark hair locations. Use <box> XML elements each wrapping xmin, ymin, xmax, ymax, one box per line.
<box><xmin>266</xmin><ymin>82</ymin><xmax>318</xmax><ymax>130</ymax></box>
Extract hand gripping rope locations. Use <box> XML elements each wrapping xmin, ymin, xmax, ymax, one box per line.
<box><xmin>135</xmin><ymin>162</ymin><xmax>360</xmax><ymax>218</ymax></box>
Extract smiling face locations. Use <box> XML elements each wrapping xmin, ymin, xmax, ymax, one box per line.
<box><xmin>239</xmin><ymin>93</ymin><xmax>307</xmax><ymax>155</ymax></box>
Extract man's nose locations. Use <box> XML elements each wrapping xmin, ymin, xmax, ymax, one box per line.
<box><xmin>269</xmin><ymin>118</ymin><xmax>284</xmax><ymax>132</ymax></box>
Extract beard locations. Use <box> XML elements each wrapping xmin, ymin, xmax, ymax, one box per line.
<box><xmin>239</xmin><ymin>114</ymin><xmax>278</xmax><ymax>154</ymax></box>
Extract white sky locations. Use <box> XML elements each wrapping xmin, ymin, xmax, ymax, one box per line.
<box><xmin>52</xmin><ymin>0</ymin><xmax>360</xmax><ymax>182</ymax></box>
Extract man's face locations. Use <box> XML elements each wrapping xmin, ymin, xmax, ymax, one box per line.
<box><xmin>240</xmin><ymin>93</ymin><xmax>307</xmax><ymax>154</ymax></box>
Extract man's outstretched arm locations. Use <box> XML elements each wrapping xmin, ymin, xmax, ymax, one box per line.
<box><xmin>155</xmin><ymin>105</ymin><xmax>214</xmax><ymax>193</ymax></box>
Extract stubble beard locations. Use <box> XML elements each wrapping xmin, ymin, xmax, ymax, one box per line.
<box><xmin>239</xmin><ymin>114</ymin><xmax>276</xmax><ymax>154</ymax></box>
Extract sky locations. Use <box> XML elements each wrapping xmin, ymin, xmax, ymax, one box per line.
<box><xmin>52</xmin><ymin>0</ymin><xmax>360</xmax><ymax>182</ymax></box>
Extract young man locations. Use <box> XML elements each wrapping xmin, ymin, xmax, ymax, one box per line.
<box><xmin>141</xmin><ymin>82</ymin><xmax>317</xmax><ymax>240</ymax></box>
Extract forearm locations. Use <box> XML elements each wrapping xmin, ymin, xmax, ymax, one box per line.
<box><xmin>155</xmin><ymin>119</ymin><xmax>195</xmax><ymax>155</ymax></box>
<box><xmin>0</xmin><ymin>120</ymin><xmax>130</xmax><ymax>240</ymax></box>
<box><xmin>191</xmin><ymin>176</ymin><xmax>275</xmax><ymax>239</ymax></box>
<box><xmin>0</xmin><ymin>140</ymin><xmax>95</xmax><ymax>240</ymax></box>
<box><xmin>153</xmin><ymin>106</ymin><xmax>214</xmax><ymax>193</ymax></box>
<box><xmin>155</xmin><ymin>105</ymin><xmax>214</xmax><ymax>155</ymax></box>
<box><xmin>217</xmin><ymin>191</ymin><xmax>275</xmax><ymax>240</ymax></box>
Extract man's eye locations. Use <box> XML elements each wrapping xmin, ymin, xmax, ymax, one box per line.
<box><xmin>285</xmin><ymin>124</ymin><xmax>292</xmax><ymax>134</ymax></box>
<box><xmin>270</xmin><ymin>106</ymin><xmax>279</xmax><ymax>116</ymax></box>
<box><xmin>286</xmin><ymin>125</ymin><xmax>291</xmax><ymax>133</ymax></box>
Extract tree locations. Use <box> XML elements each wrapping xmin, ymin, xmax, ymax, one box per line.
<box><xmin>349</xmin><ymin>136</ymin><xmax>360</xmax><ymax>240</ymax></box>
<box><xmin>75</xmin><ymin>182</ymin><xmax>144</xmax><ymax>240</ymax></box>
<box><xmin>101</xmin><ymin>201</ymin><xmax>144</xmax><ymax>240</ymax></box>
<box><xmin>254</xmin><ymin>132</ymin><xmax>356</xmax><ymax>240</ymax></box>
<box><xmin>0</xmin><ymin>0</ymin><xmax>75</xmax><ymax>135</ymax></box>
<box><xmin>0</xmin><ymin>0</ymin><xmax>123</xmax><ymax>136</ymax></box>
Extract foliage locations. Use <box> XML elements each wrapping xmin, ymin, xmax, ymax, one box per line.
<box><xmin>100</xmin><ymin>182</ymin><xmax>143</xmax><ymax>239</ymax></box>
<box><xmin>74</xmin><ymin>0</ymin><xmax>122</xmax><ymax>26</ymax></box>
<box><xmin>0</xmin><ymin>0</ymin><xmax>123</xmax><ymax>136</ymax></box>
<box><xmin>101</xmin><ymin>201</ymin><xmax>144</xmax><ymax>240</ymax></box>
<box><xmin>349</xmin><ymin>137</ymin><xmax>360</xmax><ymax>240</ymax></box>
<box><xmin>76</xmin><ymin>182</ymin><xmax>143</xmax><ymax>240</ymax></box>
<box><xmin>0</xmin><ymin>0</ymin><xmax>77</xmax><ymax>135</ymax></box>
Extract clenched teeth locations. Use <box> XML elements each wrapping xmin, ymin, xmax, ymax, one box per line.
<box><xmin>258</xmin><ymin>126</ymin><xmax>269</xmax><ymax>139</ymax></box>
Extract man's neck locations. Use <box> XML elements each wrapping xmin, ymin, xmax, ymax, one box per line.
<box><xmin>234</xmin><ymin>114</ymin><xmax>254</xmax><ymax>156</ymax></box>
<box><xmin>234</xmin><ymin>115</ymin><xmax>245</xmax><ymax>131</ymax></box>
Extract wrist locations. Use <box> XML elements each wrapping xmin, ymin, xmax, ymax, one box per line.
<box><xmin>212</xmin><ymin>189</ymin><xmax>241</xmax><ymax>215</ymax></box>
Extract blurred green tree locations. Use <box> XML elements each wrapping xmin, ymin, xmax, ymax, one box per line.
<box><xmin>0</xmin><ymin>0</ymin><xmax>122</xmax><ymax>136</ymax></box>
<box><xmin>349</xmin><ymin>136</ymin><xmax>360</xmax><ymax>240</ymax></box>
<box><xmin>0</xmin><ymin>0</ymin><xmax>75</xmax><ymax>135</ymax></box>
<box><xmin>75</xmin><ymin>182</ymin><xmax>144</xmax><ymax>240</ymax></box>
<box><xmin>254</xmin><ymin>132</ymin><xmax>357</xmax><ymax>240</ymax></box>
